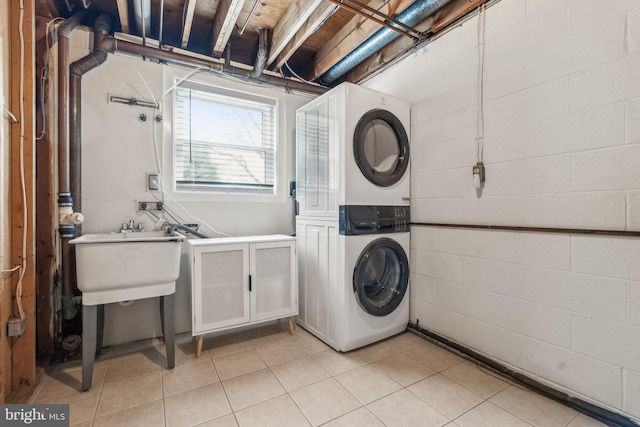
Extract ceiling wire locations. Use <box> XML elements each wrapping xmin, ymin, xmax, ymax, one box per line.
<box><xmin>284</xmin><ymin>61</ymin><xmax>311</xmax><ymax>84</ymax></box>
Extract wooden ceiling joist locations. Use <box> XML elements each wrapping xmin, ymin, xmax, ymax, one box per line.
<box><xmin>266</xmin><ymin>0</ymin><xmax>326</xmax><ymax>67</ymax></box>
<box><xmin>431</xmin><ymin>0</ymin><xmax>486</xmax><ymax>33</ymax></box>
<box><xmin>308</xmin><ymin>0</ymin><xmax>414</xmax><ymax>81</ymax></box>
<box><xmin>35</xmin><ymin>0</ymin><xmax>60</xmax><ymax>18</ymax></box>
<box><xmin>116</xmin><ymin>0</ymin><xmax>130</xmax><ymax>33</ymax></box>
<box><xmin>211</xmin><ymin>0</ymin><xmax>247</xmax><ymax>57</ymax></box>
<box><xmin>272</xmin><ymin>2</ymin><xmax>338</xmax><ymax>71</ymax></box>
<box><xmin>181</xmin><ymin>0</ymin><xmax>197</xmax><ymax>48</ymax></box>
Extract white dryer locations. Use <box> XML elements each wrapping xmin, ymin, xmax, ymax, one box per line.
<box><xmin>297</xmin><ymin>206</ymin><xmax>410</xmax><ymax>352</ymax></box>
<box><xmin>296</xmin><ymin>82</ymin><xmax>410</xmax><ymax>219</ymax></box>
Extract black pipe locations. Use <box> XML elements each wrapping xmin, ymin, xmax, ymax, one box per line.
<box><xmin>58</xmin><ymin>11</ymin><xmax>87</xmax><ymax>321</ymax></box>
<box><xmin>69</xmin><ymin>13</ymin><xmax>116</xmax><ymax>222</ymax></box>
<box><xmin>114</xmin><ymin>39</ymin><xmax>328</xmax><ymax>95</ymax></box>
<box><xmin>58</xmin><ymin>11</ymin><xmax>86</xmax><ymax>205</ymax></box>
<box><xmin>412</xmin><ymin>222</ymin><xmax>640</xmax><ymax>238</ymax></box>
<box><xmin>168</xmin><ymin>223</ymin><xmax>208</xmax><ymax>239</ymax></box>
<box><xmin>407</xmin><ymin>323</ymin><xmax>638</xmax><ymax>427</ymax></box>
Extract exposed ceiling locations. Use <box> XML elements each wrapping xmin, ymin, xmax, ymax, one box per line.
<box><xmin>36</xmin><ymin>0</ymin><xmax>486</xmax><ymax>88</ymax></box>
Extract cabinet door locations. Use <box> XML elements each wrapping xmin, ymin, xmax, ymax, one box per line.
<box><xmin>295</xmin><ymin>220</ymin><xmax>338</xmax><ymax>347</ymax></box>
<box><xmin>250</xmin><ymin>240</ymin><xmax>297</xmax><ymax>322</ymax></box>
<box><xmin>193</xmin><ymin>243</ymin><xmax>250</xmax><ymax>334</ymax></box>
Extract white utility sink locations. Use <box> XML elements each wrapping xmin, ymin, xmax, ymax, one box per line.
<box><xmin>70</xmin><ymin>231</ymin><xmax>185</xmax><ymax>305</ymax></box>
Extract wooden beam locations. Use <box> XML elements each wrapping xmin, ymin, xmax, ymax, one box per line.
<box><xmin>432</xmin><ymin>0</ymin><xmax>486</xmax><ymax>33</ymax></box>
<box><xmin>211</xmin><ymin>0</ymin><xmax>247</xmax><ymax>57</ymax></box>
<box><xmin>343</xmin><ymin>0</ymin><xmax>488</xmax><ymax>84</ymax></box>
<box><xmin>181</xmin><ymin>0</ymin><xmax>197</xmax><ymax>49</ymax></box>
<box><xmin>0</xmin><ymin>25</ymin><xmax>10</xmax><ymax>401</ymax></box>
<box><xmin>272</xmin><ymin>2</ymin><xmax>337</xmax><ymax>71</ymax></box>
<box><xmin>35</xmin><ymin>16</ymin><xmax>51</xmax><ymax>45</ymax></box>
<box><xmin>266</xmin><ymin>0</ymin><xmax>325</xmax><ymax>67</ymax></box>
<box><xmin>34</xmin><ymin>0</ymin><xmax>59</xmax><ymax>19</ymax></box>
<box><xmin>308</xmin><ymin>0</ymin><xmax>414</xmax><ymax>81</ymax></box>
<box><xmin>34</xmin><ymin>18</ymin><xmax>54</xmax><ymax>358</ymax></box>
<box><xmin>116</xmin><ymin>0</ymin><xmax>130</xmax><ymax>33</ymax></box>
<box><xmin>9</xmin><ymin>0</ymin><xmax>36</xmax><ymax>392</ymax></box>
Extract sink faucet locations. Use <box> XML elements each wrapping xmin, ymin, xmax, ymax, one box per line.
<box><xmin>121</xmin><ymin>220</ymin><xmax>145</xmax><ymax>233</ymax></box>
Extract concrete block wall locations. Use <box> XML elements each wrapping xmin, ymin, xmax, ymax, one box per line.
<box><xmin>365</xmin><ymin>0</ymin><xmax>640</xmax><ymax>420</ymax></box>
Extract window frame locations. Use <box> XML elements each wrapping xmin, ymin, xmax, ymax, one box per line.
<box><xmin>172</xmin><ymin>80</ymin><xmax>278</xmax><ymax>194</ymax></box>
<box><xmin>162</xmin><ymin>70</ymin><xmax>288</xmax><ymax>203</ymax></box>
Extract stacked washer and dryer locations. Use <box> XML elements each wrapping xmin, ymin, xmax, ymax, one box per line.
<box><xmin>295</xmin><ymin>82</ymin><xmax>411</xmax><ymax>352</ymax></box>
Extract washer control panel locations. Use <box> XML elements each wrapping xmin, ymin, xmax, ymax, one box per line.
<box><xmin>339</xmin><ymin>205</ymin><xmax>410</xmax><ymax>235</ymax></box>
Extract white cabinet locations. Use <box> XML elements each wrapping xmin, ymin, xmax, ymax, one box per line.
<box><xmin>188</xmin><ymin>235</ymin><xmax>297</xmax><ymax>357</ymax></box>
<box><xmin>295</xmin><ymin>219</ymin><xmax>340</xmax><ymax>349</ymax></box>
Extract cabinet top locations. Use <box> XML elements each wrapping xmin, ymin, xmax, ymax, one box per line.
<box><xmin>187</xmin><ymin>234</ymin><xmax>295</xmax><ymax>247</ymax></box>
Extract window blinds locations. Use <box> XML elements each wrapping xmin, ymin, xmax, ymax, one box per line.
<box><xmin>174</xmin><ymin>83</ymin><xmax>277</xmax><ymax>192</ymax></box>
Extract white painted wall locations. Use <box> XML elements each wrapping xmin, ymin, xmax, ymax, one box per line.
<box><xmin>70</xmin><ymin>30</ymin><xmax>314</xmax><ymax>345</ymax></box>
<box><xmin>366</xmin><ymin>0</ymin><xmax>640</xmax><ymax>420</ymax></box>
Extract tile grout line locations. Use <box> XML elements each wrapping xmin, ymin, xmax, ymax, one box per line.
<box><xmin>207</xmin><ymin>347</ymin><xmax>238</xmax><ymax>426</ymax></box>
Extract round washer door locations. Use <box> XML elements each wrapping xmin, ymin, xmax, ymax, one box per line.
<box><xmin>353</xmin><ymin>109</ymin><xmax>410</xmax><ymax>187</ymax></box>
<box><xmin>353</xmin><ymin>237</ymin><xmax>409</xmax><ymax>317</ymax></box>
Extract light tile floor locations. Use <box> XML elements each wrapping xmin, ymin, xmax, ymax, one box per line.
<box><xmin>29</xmin><ymin>323</ymin><xmax>609</xmax><ymax>427</ymax></box>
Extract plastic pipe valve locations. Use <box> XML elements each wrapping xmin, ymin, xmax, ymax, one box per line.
<box><xmin>59</xmin><ymin>207</ymin><xmax>85</xmax><ymax>225</ymax></box>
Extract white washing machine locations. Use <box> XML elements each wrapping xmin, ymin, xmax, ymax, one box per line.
<box><xmin>296</xmin><ymin>82</ymin><xmax>410</xmax><ymax>219</ymax></box>
<box><xmin>297</xmin><ymin>206</ymin><xmax>410</xmax><ymax>352</ymax></box>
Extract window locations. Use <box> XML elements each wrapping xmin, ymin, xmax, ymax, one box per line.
<box><xmin>173</xmin><ymin>81</ymin><xmax>277</xmax><ymax>194</ymax></box>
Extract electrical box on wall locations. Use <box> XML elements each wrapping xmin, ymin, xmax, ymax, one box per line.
<box><xmin>147</xmin><ymin>173</ymin><xmax>159</xmax><ymax>191</ymax></box>
<box><xmin>472</xmin><ymin>162</ymin><xmax>485</xmax><ymax>189</ymax></box>
<box><xmin>7</xmin><ymin>317</ymin><xmax>26</xmax><ymax>337</ymax></box>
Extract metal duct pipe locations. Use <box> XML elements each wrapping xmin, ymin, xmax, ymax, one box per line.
<box><xmin>58</xmin><ymin>11</ymin><xmax>87</xmax><ymax>320</ymax></box>
<box><xmin>252</xmin><ymin>29</ymin><xmax>271</xmax><ymax>78</ymax></box>
<box><xmin>319</xmin><ymin>0</ymin><xmax>454</xmax><ymax>85</ymax></box>
<box><xmin>133</xmin><ymin>0</ymin><xmax>151</xmax><ymax>39</ymax></box>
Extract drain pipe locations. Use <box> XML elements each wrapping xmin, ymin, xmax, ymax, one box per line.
<box><xmin>58</xmin><ymin>11</ymin><xmax>87</xmax><ymax>320</ymax></box>
<box><xmin>66</xmin><ymin>14</ymin><xmax>115</xmax><ymax>322</ymax></box>
<box><xmin>69</xmin><ymin>13</ymin><xmax>116</xmax><ymax>225</ymax></box>
<box><xmin>318</xmin><ymin>0</ymin><xmax>453</xmax><ymax>85</ymax></box>
<box><xmin>251</xmin><ymin>29</ymin><xmax>271</xmax><ymax>78</ymax></box>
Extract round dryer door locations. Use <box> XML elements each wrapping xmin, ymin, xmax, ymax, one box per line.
<box><xmin>353</xmin><ymin>109</ymin><xmax>410</xmax><ymax>187</ymax></box>
<box><xmin>353</xmin><ymin>238</ymin><xmax>409</xmax><ymax>317</ymax></box>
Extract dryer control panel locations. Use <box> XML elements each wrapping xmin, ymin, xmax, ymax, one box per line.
<box><xmin>339</xmin><ymin>205</ymin><xmax>410</xmax><ymax>235</ymax></box>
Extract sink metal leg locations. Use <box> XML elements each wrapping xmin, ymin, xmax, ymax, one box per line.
<box><xmin>82</xmin><ymin>305</ymin><xmax>97</xmax><ymax>391</ymax></box>
<box><xmin>161</xmin><ymin>294</ymin><xmax>175</xmax><ymax>369</ymax></box>
<box><xmin>96</xmin><ymin>304</ymin><xmax>104</xmax><ymax>358</ymax></box>
<box><xmin>160</xmin><ymin>296</ymin><xmax>165</xmax><ymax>340</ymax></box>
